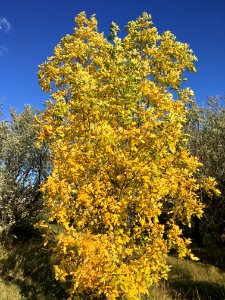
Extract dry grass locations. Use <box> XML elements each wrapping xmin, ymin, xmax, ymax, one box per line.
<box><xmin>146</xmin><ymin>255</ymin><xmax>225</xmax><ymax>300</ymax></box>
<box><xmin>1</xmin><ymin>237</ymin><xmax>225</xmax><ymax>300</ymax></box>
<box><xmin>0</xmin><ymin>245</ymin><xmax>22</xmax><ymax>300</ymax></box>
<box><xmin>0</xmin><ymin>278</ymin><xmax>22</xmax><ymax>300</ymax></box>
<box><xmin>0</xmin><ymin>237</ymin><xmax>67</xmax><ymax>300</ymax></box>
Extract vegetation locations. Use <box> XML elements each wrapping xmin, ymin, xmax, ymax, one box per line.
<box><xmin>36</xmin><ymin>12</ymin><xmax>218</xmax><ymax>300</ymax></box>
<box><xmin>0</xmin><ymin>11</ymin><xmax>225</xmax><ymax>300</ymax></box>
<box><xmin>186</xmin><ymin>97</ymin><xmax>225</xmax><ymax>247</ymax></box>
<box><xmin>0</xmin><ymin>106</ymin><xmax>51</xmax><ymax>237</ymax></box>
<box><xmin>0</xmin><ymin>238</ymin><xmax>67</xmax><ymax>300</ymax></box>
<box><xmin>154</xmin><ymin>255</ymin><xmax>225</xmax><ymax>300</ymax></box>
<box><xmin>2</xmin><ymin>240</ymin><xmax>225</xmax><ymax>300</ymax></box>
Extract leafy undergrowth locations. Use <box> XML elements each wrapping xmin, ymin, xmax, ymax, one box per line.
<box><xmin>1</xmin><ymin>236</ymin><xmax>225</xmax><ymax>299</ymax></box>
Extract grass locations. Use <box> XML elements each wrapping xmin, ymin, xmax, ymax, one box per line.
<box><xmin>147</xmin><ymin>255</ymin><xmax>225</xmax><ymax>300</ymax></box>
<box><xmin>1</xmin><ymin>233</ymin><xmax>225</xmax><ymax>299</ymax></box>
<box><xmin>0</xmin><ymin>244</ymin><xmax>23</xmax><ymax>300</ymax></box>
<box><xmin>0</xmin><ymin>278</ymin><xmax>22</xmax><ymax>300</ymax></box>
<box><xmin>166</xmin><ymin>256</ymin><xmax>225</xmax><ymax>299</ymax></box>
<box><xmin>0</xmin><ymin>234</ymin><xmax>67</xmax><ymax>300</ymax></box>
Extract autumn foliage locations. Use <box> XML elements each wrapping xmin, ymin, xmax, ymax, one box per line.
<box><xmin>37</xmin><ymin>12</ymin><xmax>217</xmax><ymax>299</ymax></box>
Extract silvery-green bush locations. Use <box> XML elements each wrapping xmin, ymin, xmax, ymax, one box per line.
<box><xmin>186</xmin><ymin>97</ymin><xmax>225</xmax><ymax>246</ymax></box>
<box><xmin>0</xmin><ymin>105</ymin><xmax>51</xmax><ymax>235</ymax></box>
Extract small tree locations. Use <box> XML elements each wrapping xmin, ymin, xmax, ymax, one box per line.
<box><xmin>0</xmin><ymin>105</ymin><xmax>51</xmax><ymax>236</ymax></box>
<box><xmin>37</xmin><ymin>12</ymin><xmax>218</xmax><ymax>299</ymax></box>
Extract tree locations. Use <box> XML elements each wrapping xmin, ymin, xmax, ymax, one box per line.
<box><xmin>37</xmin><ymin>12</ymin><xmax>218</xmax><ymax>300</ymax></box>
<box><xmin>0</xmin><ymin>105</ymin><xmax>51</xmax><ymax>236</ymax></box>
<box><xmin>186</xmin><ymin>97</ymin><xmax>224</xmax><ymax>246</ymax></box>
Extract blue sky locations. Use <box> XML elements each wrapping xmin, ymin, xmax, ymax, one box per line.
<box><xmin>1</xmin><ymin>0</ymin><xmax>225</xmax><ymax>116</ymax></box>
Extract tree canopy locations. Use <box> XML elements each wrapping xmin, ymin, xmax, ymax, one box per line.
<box><xmin>186</xmin><ymin>97</ymin><xmax>224</xmax><ymax>246</ymax></box>
<box><xmin>0</xmin><ymin>106</ymin><xmax>50</xmax><ymax>234</ymax></box>
<box><xmin>37</xmin><ymin>12</ymin><xmax>218</xmax><ymax>300</ymax></box>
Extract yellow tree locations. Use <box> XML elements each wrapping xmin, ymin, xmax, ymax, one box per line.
<box><xmin>37</xmin><ymin>12</ymin><xmax>218</xmax><ymax>300</ymax></box>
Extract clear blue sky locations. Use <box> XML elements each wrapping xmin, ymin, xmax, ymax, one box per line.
<box><xmin>1</xmin><ymin>0</ymin><xmax>225</xmax><ymax>116</ymax></box>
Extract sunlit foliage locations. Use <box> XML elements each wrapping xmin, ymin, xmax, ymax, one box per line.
<box><xmin>37</xmin><ymin>12</ymin><xmax>217</xmax><ymax>300</ymax></box>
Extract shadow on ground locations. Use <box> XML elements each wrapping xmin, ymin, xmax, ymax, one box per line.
<box><xmin>0</xmin><ymin>228</ymin><xmax>67</xmax><ymax>300</ymax></box>
<box><xmin>168</xmin><ymin>280</ymin><xmax>225</xmax><ymax>300</ymax></box>
<box><xmin>166</xmin><ymin>255</ymin><xmax>225</xmax><ymax>300</ymax></box>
